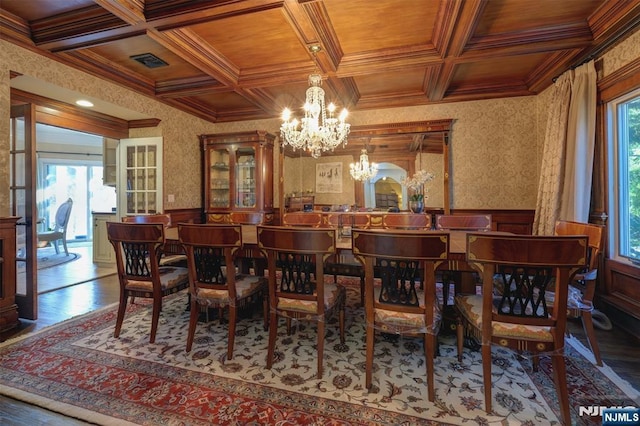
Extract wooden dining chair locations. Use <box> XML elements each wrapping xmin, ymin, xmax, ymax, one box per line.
<box><xmin>382</xmin><ymin>212</ymin><xmax>432</xmax><ymax>230</ymax></box>
<box><xmin>352</xmin><ymin>229</ymin><xmax>449</xmax><ymax>401</ymax></box>
<box><xmin>282</xmin><ymin>211</ymin><xmax>324</xmax><ymax>227</ymax></box>
<box><xmin>455</xmin><ymin>233</ymin><xmax>587</xmax><ymax>425</ymax></box>
<box><xmin>434</xmin><ymin>213</ymin><xmax>492</xmax><ymax>318</ymax></box>
<box><xmin>107</xmin><ymin>222</ymin><xmax>189</xmax><ymax>343</ymax></box>
<box><xmin>435</xmin><ymin>214</ymin><xmax>492</xmax><ymax>231</ymax></box>
<box><xmin>122</xmin><ymin>214</ymin><xmax>186</xmax><ymax>266</ymax></box>
<box><xmin>229</xmin><ymin>211</ymin><xmax>265</xmax><ymax>225</ymax></box>
<box><xmin>325</xmin><ymin>213</ymin><xmax>371</xmax><ymax>232</ymax></box>
<box><xmin>553</xmin><ymin>220</ymin><xmax>606</xmax><ymax>365</ymax></box>
<box><xmin>257</xmin><ymin>225</ymin><xmax>346</xmax><ymax>379</ymax></box>
<box><xmin>178</xmin><ymin>223</ymin><xmax>268</xmax><ymax>359</ymax></box>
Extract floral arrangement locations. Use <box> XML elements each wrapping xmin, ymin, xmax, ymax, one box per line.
<box><xmin>401</xmin><ymin>170</ymin><xmax>435</xmax><ymax>201</ymax></box>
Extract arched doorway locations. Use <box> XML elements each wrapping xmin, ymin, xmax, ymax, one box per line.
<box><xmin>363</xmin><ymin>163</ymin><xmax>407</xmax><ymax>210</ymax></box>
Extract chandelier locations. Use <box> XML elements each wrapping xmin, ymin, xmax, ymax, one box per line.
<box><xmin>280</xmin><ymin>73</ymin><xmax>350</xmax><ymax>159</ymax></box>
<box><xmin>350</xmin><ymin>149</ymin><xmax>378</xmax><ymax>181</ymax></box>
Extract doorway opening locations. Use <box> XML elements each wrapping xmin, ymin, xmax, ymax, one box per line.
<box><xmin>363</xmin><ymin>163</ymin><xmax>407</xmax><ymax>210</ymax></box>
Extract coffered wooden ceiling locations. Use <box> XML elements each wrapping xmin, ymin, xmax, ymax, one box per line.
<box><xmin>2</xmin><ymin>0</ymin><xmax>640</xmax><ymax>128</ymax></box>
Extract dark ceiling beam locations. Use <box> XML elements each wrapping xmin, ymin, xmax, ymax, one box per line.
<box><xmin>155</xmin><ymin>76</ymin><xmax>226</xmax><ymax>98</ymax></box>
<box><xmin>93</xmin><ymin>0</ymin><xmax>146</xmax><ymax>26</ymax></box>
<box><xmin>336</xmin><ymin>47</ymin><xmax>442</xmax><ymax>78</ymax></box>
<box><xmin>445</xmin><ymin>0</ymin><xmax>486</xmax><ymax>58</ymax></box>
<box><xmin>589</xmin><ymin>0</ymin><xmax>640</xmax><ymax>42</ymax></box>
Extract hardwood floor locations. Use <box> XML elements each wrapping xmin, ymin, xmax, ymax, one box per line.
<box><xmin>1</xmin><ymin>248</ymin><xmax>639</xmax><ymax>425</ymax></box>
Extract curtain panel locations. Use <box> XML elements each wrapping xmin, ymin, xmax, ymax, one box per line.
<box><xmin>534</xmin><ymin>61</ymin><xmax>596</xmax><ymax>235</ymax></box>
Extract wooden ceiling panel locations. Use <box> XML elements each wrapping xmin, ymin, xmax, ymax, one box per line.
<box><xmin>354</xmin><ymin>69</ymin><xmax>427</xmax><ymax>97</ymax></box>
<box><xmin>474</xmin><ymin>0</ymin><xmax>603</xmax><ymax>35</ymax></box>
<box><xmin>191</xmin><ymin>91</ymin><xmax>258</xmax><ymax>111</ymax></box>
<box><xmin>189</xmin><ymin>8</ymin><xmax>309</xmax><ymax>70</ymax></box>
<box><xmin>323</xmin><ymin>0</ymin><xmax>437</xmax><ymax>54</ymax></box>
<box><xmin>0</xmin><ymin>0</ymin><xmax>94</xmax><ymax>22</ymax></box>
<box><xmin>86</xmin><ymin>34</ymin><xmax>204</xmax><ymax>81</ymax></box>
<box><xmin>451</xmin><ymin>53</ymin><xmax>549</xmax><ymax>86</ymax></box>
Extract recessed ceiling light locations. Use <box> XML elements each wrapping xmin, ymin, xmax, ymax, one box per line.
<box><xmin>76</xmin><ymin>99</ymin><xmax>94</xmax><ymax>107</ymax></box>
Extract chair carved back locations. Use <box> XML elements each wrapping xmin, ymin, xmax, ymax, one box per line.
<box><xmin>107</xmin><ymin>222</ymin><xmax>165</xmax><ymax>281</ymax></box>
<box><xmin>178</xmin><ymin>224</ymin><xmax>242</xmax><ymax>299</ymax></box>
<box><xmin>282</xmin><ymin>212</ymin><xmax>324</xmax><ymax>227</ymax></box>
<box><xmin>554</xmin><ymin>220</ymin><xmax>604</xmax><ymax>273</ymax></box>
<box><xmin>257</xmin><ymin>226</ymin><xmax>336</xmax><ymax>307</ymax></box>
<box><xmin>435</xmin><ymin>214</ymin><xmax>492</xmax><ymax>231</ymax></box>
<box><xmin>325</xmin><ymin>213</ymin><xmax>371</xmax><ymax>229</ymax></box>
<box><xmin>53</xmin><ymin>198</ymin><xmax>73</xmax><ymax>232</ymax></box>
<box><xmin>230</xmin><ymin>211</ymin><xmax>264</xmax><ymax>225</ymax></box>
<box><xmin>122</xmin><ymin>213</ymin><xmax>172</xmax><ymax>228</ymax></box>
<box><xmin>467</xmin><ymin>234</ymin><xmax>587</xmax><ymax>332</ymax></box>
<box><xmin>352</xmin><ymin>230</ymin><xmax>449</xmax><ymax>318</ymax></box>
<box><xmin>382</xmin><ymin>213</ymin><xmax>432</xmax><ymax>230</ymax></box>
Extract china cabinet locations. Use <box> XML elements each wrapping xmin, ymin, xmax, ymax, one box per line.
<box><xmin>0</xmin><ymin>217</ymin><xmax>20</xmax><ymax>332</ymax></box>
<box><xmin>201</xmin><ymin>131</ymin><xmax>274</xmax><ymax>223</ymax></box>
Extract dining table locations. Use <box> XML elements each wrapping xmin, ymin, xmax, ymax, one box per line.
<box><xmin>165</xmin><ymin>225</ymin><xmax>497</xmax><ymax>289</ymax></box>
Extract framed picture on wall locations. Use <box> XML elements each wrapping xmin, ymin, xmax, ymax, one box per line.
<box><xmin>316</xmin><ymin>162</ymin><xmax>342</xmax><ymax>193</ymax></box>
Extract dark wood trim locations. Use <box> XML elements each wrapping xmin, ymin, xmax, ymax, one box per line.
<box><xmin>10</xmin><ymin>88</ymin><xmax>161</xmax><ymax>138</ymax></box>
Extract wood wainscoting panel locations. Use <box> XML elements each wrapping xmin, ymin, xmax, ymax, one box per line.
<box><xmin>451</xmin><ymin>209</ymin><xmax>535</xmax><ymax>234</ymax></box>
<box><xmin>599</xmin><ymin>259</ymin><xmax>640</xmax><ymax>340</ymax></box>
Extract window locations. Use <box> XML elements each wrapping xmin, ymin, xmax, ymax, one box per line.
<box><xmin>607</xmin><ymin>87</ymin><xmax>640</xmax><ymax>264</ymax></box>
<box><xmin>39</xmin><ymin>159</ymin><xmax>117</xmax><ymax>241</ymax></box>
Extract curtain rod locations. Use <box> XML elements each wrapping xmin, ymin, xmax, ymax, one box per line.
<box><xmin>551</xmin><ymin>16</ymin><xmax>640</xmax><ymax>83</ymax></box>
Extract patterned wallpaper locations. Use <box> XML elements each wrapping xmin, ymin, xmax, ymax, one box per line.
<box><xmin>1</xmin><ymin>23</ymin><xmax>639</xmax><ymax>216</ymax></box>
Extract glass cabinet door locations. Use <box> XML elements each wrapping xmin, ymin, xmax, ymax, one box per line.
<box><xmin>209</xmin><ymin>148</ymin><xmax>230</xmax><ymax>209</ymax></box>
<box><xmin>235</xmin><ymin>147</ymin><xmax>256</xmax><ymax>208</ymax></box>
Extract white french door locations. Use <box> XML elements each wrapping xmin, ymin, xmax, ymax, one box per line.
<box><xmin>118</xmin><ymin>137</ymin><xmax>163</xmax><ymax>216</ymax></box>
<box><xmin>10</xmin><ymin>104</ymin><xmax>38</xmax><ymax>319</ymax></box>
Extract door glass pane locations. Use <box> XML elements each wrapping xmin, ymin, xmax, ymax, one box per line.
<box><xmin>14</xmin><ymin>153</ymin><xmax>25</xmax><ymax>186</ymax></box>
<box><xmin>148</xmin><ymin>146</ymin><xmax>156</xmax><ymax>167</ymax></box>
<box><xmin>235</xmin><ymin>147</ymin><xmax>256</xmax><ymax>208</ymax></box>
<box><xmin>148</xmin><ymin>192</ymin><xmax>157</xmax><ymax>213</ymax></box>
<box><xmin>148</xmin><ymin>169</ymin><xmax>156</xmax><ymax>190</ymax></box>
<box><xmin>209</xmin><ymin>148</ymin><xmax>230</xmax><ymax>208</ymax></box>
<box><xmin>137</xmin><ymin>169</ymin><xmax>146</xmax><ymax>190</ymax></box>
<box><xmin>137</xmin><ymin>147</ymin><xmax>146</xmax><ymax>167</ymax></box>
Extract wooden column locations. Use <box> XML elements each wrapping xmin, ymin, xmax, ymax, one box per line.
<box><xmin>0</xmin><ymin>217</ymin><xmax>20</xmax><ymax>333</ymax></box>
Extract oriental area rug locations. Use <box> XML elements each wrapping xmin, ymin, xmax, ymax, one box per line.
<box><xmin>1</xmin><ymin>280</ymin><xmax>638</xmax><ymax>425</ymax></box>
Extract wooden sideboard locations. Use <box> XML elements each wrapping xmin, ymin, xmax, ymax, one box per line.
<box><xmin>0</xmin><ymin>217</ymin><xmax>20</xmax><ymax>333</ymax></box>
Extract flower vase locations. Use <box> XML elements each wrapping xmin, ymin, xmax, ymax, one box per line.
<box><xmin>409</xmin><ymin>200</ymin><xmax>424</xmax><ymax>213</ymax></box>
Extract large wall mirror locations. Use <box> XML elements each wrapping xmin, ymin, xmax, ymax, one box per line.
<box><xmin>280</xmin><ymin>119</ymin><xmax>452</xmax><ymax>214</ymax></box>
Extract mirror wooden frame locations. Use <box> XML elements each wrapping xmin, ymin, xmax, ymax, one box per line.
<box><xmin>279</xmin><ymin>119</ymin><xmax>452</xmax><ymax>214</ymax></box>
